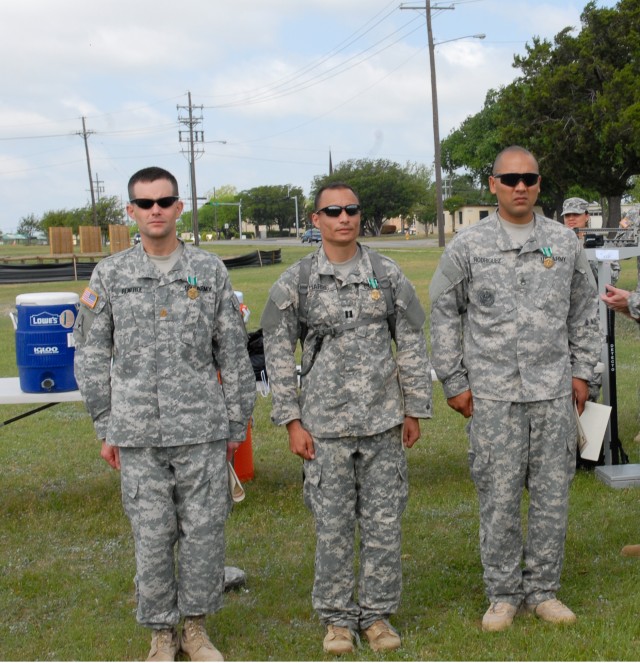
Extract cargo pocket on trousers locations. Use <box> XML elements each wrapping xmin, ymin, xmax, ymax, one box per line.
<box><xmin>565</xmin><ymin>408</ymin><xmax>579</xmax><ymax>482</ymax></box>
<box><xmin>303</xmin><ymin>459</ymin><xmax>323</xmax><ymax>519</ymax></box>
<box><xmin>397</xmin><ymin>453</ymin><xmax>409</xmax><ymax>516</ymax></box>
<box><xmin>121</xmin><ymin>471</ymin><xmax>140</xmax><ymax>525</ymax></box>
<box><xmin>201</xmin><ymin>470</ymin><xmax>230</xmax><ymax>527</ymax></box>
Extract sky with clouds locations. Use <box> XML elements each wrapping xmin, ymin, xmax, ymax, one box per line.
<box><xmin>0</xmin><ymin>0</ymin><xmax>617</xmax><ymax>233</ymax></box>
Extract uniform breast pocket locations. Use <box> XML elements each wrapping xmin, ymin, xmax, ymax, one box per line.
<box><xmin>180</xmin><ymin>293</ymin><xmax>216</xmax><ymax>349</ymax></box>
<box><xmin>532</xmin><ymin>267</ymin><xmax>566</xmax><ymax>314</ymax></box>
<box><xmin>110</xmin><ymin>294</ymin><xmax>142</xmax><ymax>353</ymax></box>
<box><xmin>469</xmin><ymin>280</ymin><xmax>515</xmax><ymax>325</ymax></box>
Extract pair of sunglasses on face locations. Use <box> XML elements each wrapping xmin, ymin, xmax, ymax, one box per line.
<box><xmin>493</xmin><ymin>173</ymin><xmax>539</xmax><ymax>187</ymax></box>
<box><xmin>315</xmin><ymin>204</ymin><xmax>362</xmax><ymax>217</ymax></box>
<box><xmin>129</xmin><ymin>196</ymin><xmax>180</xmax><ymax>209</ymax></box>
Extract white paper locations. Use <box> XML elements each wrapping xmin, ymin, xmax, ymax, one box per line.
<box><xmin>227</xmin><ymin>462</ymin><xmax>246</xmax><ymax>503</ymax></box>
<box><xmin>576</xmin><ymin>401</ymin><xmax>612</xmax><ymax>461</ymax></box>
<box><xmin>595</xmin><ymin>249</ymin><xmax>619</xmax><ymax>261</ymax></box>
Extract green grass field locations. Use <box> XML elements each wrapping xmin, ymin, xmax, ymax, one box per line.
<box><xmin>0</xmin><ymin>243</ymin><xmax>639</xmax><ymax>661</ymax></box>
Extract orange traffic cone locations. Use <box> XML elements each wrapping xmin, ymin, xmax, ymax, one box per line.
<box><xmin>233</xmin><ymin>421</ymin><xmax>254</xmax><ymax>482</ymax></box>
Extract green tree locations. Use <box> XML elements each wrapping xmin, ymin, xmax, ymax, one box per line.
<box><xmin>40</xmin><ymin>197</ymin><xmax>125</xmax><ymax>237</ymax></box>
<box><xmin>311</xmin><ymin>159</ymin><xmax>430</xmax><ymax>236</ymax></box>
<box><xmin>200</xmin><ymin>185</ymin><xmax>241</xmax><ymax>238</ymax></box>
<box><xmin>442</xmin><ymin>0</ymin><xmax>640</xmax><ymax>225</ymax></box>
<box><xmin>40</xmin><ymin>208</ymin><xmax>85</xmax><ymax>234</ymax></box>
<box><xmin>441</xmin><ymin>89</ymin><xmax>504</xmax><ymax>186</ymax></box>
<box><xmin>16</xmin><ymin>214</ymin><xmax>42</xmax><ymax>244</ymax></box>
<box><xmin>239</xmin><ymin>185</ymin><xmax>303</xmax><ymax>237</ymax></box>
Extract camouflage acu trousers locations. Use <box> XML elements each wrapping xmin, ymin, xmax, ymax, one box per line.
<box><xmin>303</xmin><ymin>426</ymin><xmax>408</xmax><ymax>631</ymax></box>
<box><xmin>120</xmin><ymin>441</ymin><xmax>229</xmax><ymax>629</ymax></box>
<box><xmin>468</xmin><ymin>396</ymin><xmax>576</xmax><ymax>606</ymax></box>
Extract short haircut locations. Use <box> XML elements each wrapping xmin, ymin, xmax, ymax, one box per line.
<box><xmin>314</xmin><ymin>182</ymin><xmax>359</xmax><ymax>211</ymax></box>
<box><xmin>128</xmin><ymin>167</ymin><xmax>179</xmax><ymax>200</ymax></box>
<box><xmin>492</xmin><ymin>146</ymin><xmax>539</xmax><ymax>175</ymax></box>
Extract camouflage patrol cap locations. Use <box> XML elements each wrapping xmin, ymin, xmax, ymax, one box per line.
<box><xmin>562</xmin><ymin>197</ymin><xmax>589</xmax><ymax>215</ymax></box>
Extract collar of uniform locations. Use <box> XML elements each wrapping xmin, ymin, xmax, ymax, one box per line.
<box><xmin>315</xmin><ymin>242</ymin><xmax>367</xmax><ymax>283</ymax></box>
<box><xmin>493</xmin><ymin>211</ymin><xmax>541</xmax><ymax>254</ymax></box>
<box><xmin>134</xmin><ymin>238</ymin><xmax>188</xmax><ymax>282</ymax></box>
<box><xmin>519</xmin><ymin>213</ymin><xmax>549</xmax><ymax>255</ymax></box>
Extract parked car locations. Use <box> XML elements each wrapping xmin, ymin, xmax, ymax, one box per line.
<box><xmin>301</xmin><ymin>228</ymin><xmax>322</xmax><ymax>243</ymax></box>
<box><xmin>133</xmin><ymin>232</ymin><xmax>141</xmax><ymax>245</ymax></box>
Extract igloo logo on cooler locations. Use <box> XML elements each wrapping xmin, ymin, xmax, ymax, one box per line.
<box><xmin>34</xmin><ymin>346</ymin><xmax>60</xmax><ymax>355</ymax></box>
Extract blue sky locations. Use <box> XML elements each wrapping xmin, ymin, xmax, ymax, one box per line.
<box><xmin>0</xmin><ymin>0</ymin><xmax>617</xmax><ymax>233</ymax></box>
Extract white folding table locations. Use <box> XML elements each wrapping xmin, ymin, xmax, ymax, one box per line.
<box><xmin>0</xmin><ymin>377</ymin><xmax>82</xmax><ymax>427</ymax></box>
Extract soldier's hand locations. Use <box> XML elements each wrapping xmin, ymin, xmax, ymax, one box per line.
<box><xmin>402</xmin><ymin>416</ymin><xmax>421</xmax><ymax>448</ymax></box>
<box><xmin>286</xmin><ymin>419</ymin><xmax>315</xmax><ymax>460</ymax></box>
<box><xmin>447</xmin><ymin>390</ymin><xmax>474</xmax><ymax>418</ymax></box>
<box><xmin>227</xmin><ymin>441</ymin><xmax>242</xmax><ymax>461</ymax></box>
<box><xmin>572</xmin><ymin>378</ymin><xmax>589</xmax><ymax>416</ymax></box>
<box><xmin>100</xmin><ymin>441</ymin><xmax>121</xmax><ymax>470</ymax></box>
<box><xmin>601</xmin><ymin>284</ymin><xmax>632</xmax><ymax>318</ymax></box>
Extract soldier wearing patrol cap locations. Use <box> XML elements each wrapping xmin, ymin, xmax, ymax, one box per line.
<box><xmin>73</xmin><ymin>166</ymin><xmax>256</xmax><ymax>662</ymax></box>
<box><xmin>562</xmin><ymin>196</ymin><xmax>620</xmax><ymax>283</ymax></box>
<box><xmin>561</xmin><ymin>197</ymin><xmax>590</xmax><ymax>222</ymax></box>
<box><xmin>430</xmin><ymin>147</ymin><xmax>600</xmax><ymax>633</ymax></box>
<box><xmin>562</xmin><ymin>197</ymin><xmax>619</xmax><ymax>425</ymax></box>
<box><xmin>261</xmin><ymin>182</ymin><xmax>432</xmax><ymax>655</ymax></box>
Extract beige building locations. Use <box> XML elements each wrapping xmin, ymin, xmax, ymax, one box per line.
<box><xmin>447</xmin><ymin>204</ymin><xmax>546</xmax><ymax>233</ymax></box>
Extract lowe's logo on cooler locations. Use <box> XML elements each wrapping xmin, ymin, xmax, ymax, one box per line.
<box><xmin>30</xmin><ymin>310</ymin><xmax>60</xmax><ymax>326</ymax></box>
<box><xmin>34</xmin><ymin>346</ymin><xmax>60</xmax><ymax>355</ymax></box>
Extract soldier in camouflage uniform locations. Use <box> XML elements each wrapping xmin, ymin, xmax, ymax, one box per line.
<box><xmin>562</xmin><ymin>197</ymin><xmax>618</xmax><ymax>466</ymax></box>
<box><xmin>561</xmin><ymin>197</ymin><xmax>620</xmax><ymax>285</ymax></box>
<box><xmin>430</xmin><ymin>147</ymin><xmax>600</xmax><ymax>632</ymax></box>
<box><xmin>74</xmin><ymin>167</ymin><xmax>255</xmax><ymax>662</ymax></box>
<box><xmin>261</xmin><ymin>183</ymin><xmax>432</xmax><ymax>655</ymax></box>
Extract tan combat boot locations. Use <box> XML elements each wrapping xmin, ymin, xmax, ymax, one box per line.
<box><xmin>363</xmin><ymin>620</ymin><xmax>401</xmax><ymax>652</ymax></box>
<box><xmin>622</xmin><ymin>544</ymin><xmax>640</xmax><ymax>557</ymax></box>
<box><xmin>482</xmin><ymin>602</ymin><xmax>518</xmax><ymax>632</ymax></box>
<box><xmin>180</xmin><ymin>616</ymin><xmax>224</xmax><ymax>661</ymax></box>
<box><xmin>146</xmin><ymin>628</ymin><xmax>179</xmax><ymax>662</ymax></box>
<box><xmin>525</xmin><ymin>598</ymin><xmax>577</xmax><ymax>624</ymax></box>
<box><xmin>323</xmin><ymin>625</ymin><xmax>355</xmax><ymax>655</ymax></box>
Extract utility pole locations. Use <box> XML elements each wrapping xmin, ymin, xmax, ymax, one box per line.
<box><xmin>400</xmin><ymin>3</ymin><xmax>454</xmax><ymax>247</ymax></box>
<box><xmin>426</xmin><ymin>0</ymin><xmax>447</xmax><ymax>247</ymax></box>
<box><xmin>177</xmin><ymin>92</ymin><xmax>204</xmax><ymax>246</ymax></box>
<box><xmin>93</xmin><ymin>173</ymin><xmax>105</xmax><ymax>202</ymax></box>
<box><xmin>77</xmin><ymin>116</ymin><xmax>98</xmax><ymax>225</ymax></box>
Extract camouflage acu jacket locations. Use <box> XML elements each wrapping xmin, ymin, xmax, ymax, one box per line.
<box><xmin>430</xmin><ymin>212</ymin><xmax>601</xmax><ymax>402</ymax></box>
<box><xmin>261</xmin><ymin>244</ymin><xmax>432</xmax><ymax>438</ymax></box>
<box><xmin>73</xmin><ymin>242</ymin><xmax>255</xmax><ymax>447</ymax></box>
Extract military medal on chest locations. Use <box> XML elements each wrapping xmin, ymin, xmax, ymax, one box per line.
<box><xmin>541</xmin><ymin>247</ymin><xmax>555</xmax><ymax>268</ymax></box>
<box><xmin>187</xmin><ymin>275</ymin><xmax>199</xmax><ymax>299</ymax></box>
<box><xmin>368</xmin><ymin>277</ymin><xmax>381</xmax><ymax>301</ymax></box>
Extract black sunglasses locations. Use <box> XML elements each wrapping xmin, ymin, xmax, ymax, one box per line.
<box><xmin>130</xmin><ymin>196</ymin><xmax>179</xmax><ymax>209</ymax></box>
<box><xmin>493</xmin><ymin>173</ymin><xmax>539</xmax><ymax>187</ymax></box>
<box><xmin>315</xmin><ymin>204</ymin><xmax>361</xmax><ymax>217</ymax></box>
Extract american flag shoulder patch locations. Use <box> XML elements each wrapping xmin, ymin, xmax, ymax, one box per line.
<box><xmin>80</xmin><ymin>287</ymin><xmax>99</xmax><ymax>309</ymax></box>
